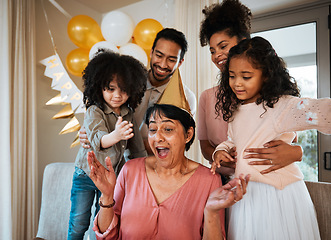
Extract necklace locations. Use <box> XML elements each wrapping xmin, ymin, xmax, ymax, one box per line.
<box><xmin>154</xmin><ymin>157</ymin><xmax>189</xmax><ymax>177</ymax></box>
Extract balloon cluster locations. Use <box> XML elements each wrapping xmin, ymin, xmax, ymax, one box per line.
<box><xmin>66</xmin><ymin>12</ymin><xmax>163</xmax><ymax>77</ymax></box>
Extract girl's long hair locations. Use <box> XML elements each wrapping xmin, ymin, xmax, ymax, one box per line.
<box><xmin>216</xmin><ymin>36</ymin><xmax>300</xmax><ymax>122</ymax></box>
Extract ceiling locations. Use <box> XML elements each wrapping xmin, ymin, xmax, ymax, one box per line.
<box><xmin>75</xmin><ymin>0</ymin><xmax>320</xmax><ymax>15</ymax></box>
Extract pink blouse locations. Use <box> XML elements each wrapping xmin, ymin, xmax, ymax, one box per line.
<box><xmin>197</xmin><ymin>87</ymin><xmax>228</xmax><ymax>147</ymax></box>
<box><xmin>93</xmin><ymin>158</ymin><xmax>225</xmax><ymax>239</ymax></box>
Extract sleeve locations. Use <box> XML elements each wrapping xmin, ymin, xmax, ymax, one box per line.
<box><xmin>93</xmin><ymin>164</ymin><xmax>127</xmax><ymax>239</ymax></box>
<box><xmin>275</xmin><ymin>97</ymin><xmax>331</xmax><ymax>135</ymax></box>
<box><xmin>204</xmin><ymin>174</ymin><xmax>226</xmax><ymax>238</ymax></box>
<box><xmin>127</xmin><ymin>117</ymin><xmax>147</xmax><ymax>159</ymax></box>
<box><xmin>84</xmin><ymin>106</ymin><xmax>111</xmax><ymax>152</ymax></box>
<box><xmin>212</xmin><ymin>125</ymin><xmax>235</xmax><ymax>161</ymax></box>
<box><xmin>197</xmin><ymin>90</ymin><xmax>208</xmax><ymax>140</ymax></box>
<box><xmin>184</xmin><ymin>84</ymin><xmax>197</xmax><ymax>118</ymax></box>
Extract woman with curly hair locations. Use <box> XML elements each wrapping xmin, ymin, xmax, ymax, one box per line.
<box><xmin>68</xmin><ymin>49</ymin><xmax>148</xmax><ymax>239</ymax></box>
<box><xmin>211</xmin><ymin>36</ymin><xmax>329</xmax><ymax>239</ymax></box>
<box><xmin>198</xmin><ymin>0</ymin><xmax>303</xmax><ymax>184</ymax></box>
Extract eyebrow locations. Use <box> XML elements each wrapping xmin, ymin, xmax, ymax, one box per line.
<box><xmin>209</xmin><ymin>40</ymin><xmax>227</xmax><ymax>51</ymax></box>
<box><xmin>154</xmin><ymin>50</ymin><xmax>178</xmax><ymax>60</ymax></box>
<box><xmin>149</xmin><ymin>119</ymin><xmax>175</xmax><ymax>124</ymax></box>
<box><xmin>229</xmin><ymin>70</ymin><xmax>253</xmax><ymax>74</ymax></box>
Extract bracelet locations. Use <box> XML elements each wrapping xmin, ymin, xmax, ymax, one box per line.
<box><xmin>99</xmin><ymin>199</ymin><xmax>116</xmax><ymax>208</ymax></box>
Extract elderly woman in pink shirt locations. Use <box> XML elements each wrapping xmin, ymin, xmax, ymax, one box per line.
<box><xmin>87</xmin><ymin>104</ymin><xmax>250</xmax><ymax>240</ymax></box>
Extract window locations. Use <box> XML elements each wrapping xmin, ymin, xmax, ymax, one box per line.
<box><xmin>251</xmin><ymin>2</ymin><xmax>331</xmax><ymax>182</ymax></box>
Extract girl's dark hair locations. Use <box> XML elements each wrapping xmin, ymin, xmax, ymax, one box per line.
<box><xmin>200</xmin><ymin>0</ymin><xmax>252</xmax><ymax>46</ymax></box>
<box><xmin>216</xmin><ymin>36</ymin><xmax>300</xmax><ymax>122</ymax></box>
<box><xmin>144</xmin><ymin>104</ymin><xmax>196</xmax><ymax>151</ymax></box>
<box><xmin>83</xmin><ymin>49</ymin><xmax>147</xmax><ymax>111</ymax></box>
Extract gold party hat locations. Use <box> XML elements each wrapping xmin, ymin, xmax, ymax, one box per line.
<box><xmin>157</xmin><ymin>69</ymin><xmax>191</xmax><ymax>115</ymax></box>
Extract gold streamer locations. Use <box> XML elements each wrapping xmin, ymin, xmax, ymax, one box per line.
<box><xmin>46</xmin><ymin>93</ymin><xmax>68</xmax><ymax>105</ymax></box>
<box><xmin>70</xmin><ymin>132</ymin><xmax>81</xmax><ymax>148</ymax></box>
<box><xmin>52</xmin><ymin>104</ymin><xmax>74</xmax><ymax>119</ymax></box>
<box><xmin>59</xmin><ymin>116</ymin><xmax>81</xmax><ymax>135</ymax></box>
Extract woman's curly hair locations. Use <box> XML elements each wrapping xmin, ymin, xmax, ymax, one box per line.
<box><xmin>199</xmin><ymin>0</ymin><xmax>252</xmax><ymax>46</ymax></box>
<box><xmin>216</xmin><ymin>36</ymin><xmax>300</xmax><ymax>122</ymax></box>
<box><xmin>83</xmin><ymin>49</ymin><xmax>147</xmax><ymax>111</ymax></box>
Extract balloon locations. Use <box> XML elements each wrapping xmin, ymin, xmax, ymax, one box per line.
<box><xmin>119</xmin><ymin>43</ymin><xmax>148</xmax><ymax>67</ymax></box>
<box><xmin>89</xmin><ymin>41</ymin><xmax>119</xmax><ymax>59</ymax></box>
<box><xmin>67</xmin><ymin>15</ymin><xmax>104</xmax><ymax>49</ymax></box>
<box><xmin>101</xmin><ymin>11</ymin><xmax>134</xmax><ymax>46</ymax></box>
<box><xmin>66</xmin><ymin>48</ymin><xmax>89</xmax><ymax>77</ymax></box>
<box><xmin>133</xmin><ymin>19</ymin><xmax>163</xmax><ymax>50</ymax></box>
<box><xmin>143</xmin><ymin>48</ymin><xmax>151</xmax><ymax>63</ymax></box>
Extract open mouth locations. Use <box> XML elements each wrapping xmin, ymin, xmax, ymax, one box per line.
<box><xmin>153</xmin><ymin>65</ymin><xmax>170</xmax><ymax>76</ymax></box>
<box><xmin>156</xmin><ymin>146</ymin><xmax>169</xmax><ymax>158</ymax></box>
<box><xmin>218</xmin><ymin>59</ymin><xmax>226</xmax><ymax>65</ymax></box>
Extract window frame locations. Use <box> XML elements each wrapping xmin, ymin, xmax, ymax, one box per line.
<box><xmin>251</xmin><ymin>1</ymin><xmax>331</xmax><ymax>182</ymax></box>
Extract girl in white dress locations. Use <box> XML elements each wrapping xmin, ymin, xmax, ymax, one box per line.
<box><xmin>211</xmin><ymin>36</ymin><xmax>330</xmax><ymax>240</ymax></box>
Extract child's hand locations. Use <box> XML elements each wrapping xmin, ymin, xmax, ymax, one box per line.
<box><xmin>114</xmin><ymin>116</ymin><xmax>134</xmax><ymax>141</ymax></box>
<box><xmin>211</xmin><ymin>150</ymin><xmax>235</xmax><ymax>174</ymax></box>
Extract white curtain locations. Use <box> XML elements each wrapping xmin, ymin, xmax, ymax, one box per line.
<box><xmin>175</xmin><ymin>0</ymin><xmax>219</xmax><ymax>165</ymax></box>
<box><xmin>0</xmin><ymin>0</ymin><xmax>13</xmax><ymax>238</ymax></box>
<box><xmin>0</xmin><ymin>0</ymin><xmax>38</xmax><ymax>239</ymax></box>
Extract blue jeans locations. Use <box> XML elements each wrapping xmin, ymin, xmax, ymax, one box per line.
<box><xmin>68</xmin><ymin>167</ymin><xmax>101</xmax><ymax>240</ymax></box>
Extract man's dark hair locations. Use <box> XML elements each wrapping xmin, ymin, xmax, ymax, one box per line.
<box><xmin>151</xmin><ymin>28</ymin><xmax>188</xmax><ymax>61</ymax></box>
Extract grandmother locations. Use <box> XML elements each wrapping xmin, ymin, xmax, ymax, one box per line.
<box><xmin>87</xmin><ymin>104</ymin><xmax>250</xmax><ymax>239</ymax></box>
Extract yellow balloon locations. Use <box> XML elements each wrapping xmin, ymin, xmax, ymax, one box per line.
<box><xmin>66</xmin><ymin>48</ymin><xmax>89</xmax><ymax>77</ymax></box>
<box><xmin>67</xmin><ymin>15</ymin><xmax>104</xmax><ymax>49</ymax></box>
<box><xmin>133</xmin><ymin>19</ymin><xmax>163</xmax><ymax>50</ymax></box>
<box><xmin>143</xmin><ymin>47</ymin><xmax>151</xmax><ymax>64</ymax></box>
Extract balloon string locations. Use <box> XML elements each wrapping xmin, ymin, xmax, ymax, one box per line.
<box><xmin>48</xmin><ymin>0</ymin><xmax>72</xmax><ymax>19</ymax></box>
<box><xmin>41</xmin><ymin>0</ymin><xmax>57</xmax><ymax>54</ymax></box>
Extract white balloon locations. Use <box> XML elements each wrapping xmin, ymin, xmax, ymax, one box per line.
<box><xmin>119</xmin><ymin>43</ymin><xmax>148</xmax><ymax>67</ymax></box>
<box><xmin>101</xmin><ymin>11</ymin><xmax>134</xmax><ymax>47</ymax></box>
<box><xmin>89</xmin><ymin>41</ymin><xmax>119</xmax><ymax>59</ymax></box>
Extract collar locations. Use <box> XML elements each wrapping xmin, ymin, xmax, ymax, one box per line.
<box><xmin>103</xmin><ymin>103</ymin><xmax>130</xmax><ymax>116</ymax></box>
<box><xmin>146</xmin><ymin>74</ymin><xmax>169</xmax><ymax>93</ymax></box>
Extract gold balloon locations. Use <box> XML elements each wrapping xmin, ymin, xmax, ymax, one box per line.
<box><xmin>67</xmin><ymin>15</ymin><xmax>104</xmax><ymax>49</ymax></box>
<box><xmin>133</xmin><ymin>19</ymin><xmax>163</xmax><ymax>50</ymax></box>
<box><xmin>143</xmin><ymin>47</ymin><xmax>151</xmax><ymax>64</ymax></box>
<box><xmin>66</xmin><ymin>48</ymin><xmax>89</xmax><ymax>77</ymax></box>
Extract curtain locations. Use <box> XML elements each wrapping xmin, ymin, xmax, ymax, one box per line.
<box><xmin>0</xmin><ymin>0</ymin><xmax>13</xmax><ymax>238</ymax></box>
<box><xmin>175</xmin><ymin>0</ymin><xmax>219</xmax><ymax>165</ymax></box>
<box><xmin>0</xmin><ymin>0</ymin><xmax>38</xmax><ymax>239</ymax></box>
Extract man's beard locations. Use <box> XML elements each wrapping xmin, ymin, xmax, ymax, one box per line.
<box><xmin>150</xmin><ymin>62</ymin><xmax>174</xmax><ymax>82</ymax></box>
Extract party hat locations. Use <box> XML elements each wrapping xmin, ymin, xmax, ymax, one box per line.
<box><xmin>157</xmin><ymin>69</ymin><xmax>191</xmax><ymax>115</ymax></box>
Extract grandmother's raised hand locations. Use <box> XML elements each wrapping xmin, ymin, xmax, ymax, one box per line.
<box><xmin>205</xmin><ymin>174</ymin><xmax>250</xmax><ymax>211</ymax></box>
<box><xmin>87</xmin><ymin>151</ymin><xmax>116</xmax><ymax>198</ymax></box>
